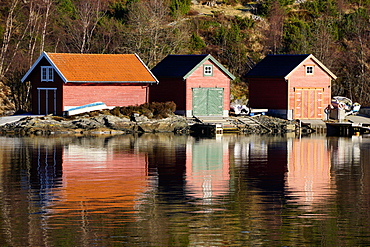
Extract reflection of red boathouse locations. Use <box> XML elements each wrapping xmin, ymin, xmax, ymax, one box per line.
<box><xmin>54</xmin><ymin>144</ymin><xmax>149</xmax><ymax>217</ymax></box>
<box><xmin>286</xmin><ymin>137</ymin><xmax>333</xmax><ymax>207</ymax></box>
<box><xmin>185</xmin><ymin>138</ymin><xmax>230</xmax><ymax>200</ymax></box>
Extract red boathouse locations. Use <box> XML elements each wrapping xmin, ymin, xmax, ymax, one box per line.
<box><xmin>150</xmin><ymin>54</ymin><xmax>235</xmax><ymax>117</ymax></box>
<box><xmin>246</xmin><ymin>54</ymin><xmax>337</xmax><ymax>120</ymax></box>
<box><xmin>21</xmin><ymin>52</ymin><xmax>158</xmax><ymax>115</ymax></box>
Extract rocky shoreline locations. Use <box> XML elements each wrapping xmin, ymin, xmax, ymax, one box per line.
<box><xmin>0</xmin><ymin>113</ymin><xmax>296</xmax><ymax>136</ymax></box>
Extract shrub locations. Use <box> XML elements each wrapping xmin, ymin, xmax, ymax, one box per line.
<box><xmin>111</xmin><ymin>107</ymin><xmax>121</xmax><ymax>116</ymax></box>
<box><xmin>111</xmin><ymin>102</ymin><xmax>176</xmax><ymax>119</ymax></box>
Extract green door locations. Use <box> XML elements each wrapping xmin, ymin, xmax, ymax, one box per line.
<box><xmin>192</xmin><ymin>88</ymin><xmax>223</xmax><ymax>116</ymax></box>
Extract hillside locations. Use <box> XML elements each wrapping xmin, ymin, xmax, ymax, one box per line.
<box><xmin>0</xmin><ymin>0</ymin><xmax>370</xmax><ymax>115</ymax></box>
<box><xmin>190</xmin><ymin>2</ymin><xmax>253</xmax><ymax>17</ymax></box>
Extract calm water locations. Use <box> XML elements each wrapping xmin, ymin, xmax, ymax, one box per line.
<box><xmin>0</xmin><ymin>133</ymin><xmax>370</xmax><ymax>246</ymax></box>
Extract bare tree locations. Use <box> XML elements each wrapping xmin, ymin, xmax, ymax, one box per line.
<box><xmin>40</xmin><ymin>0</ymin><xmax>54</xmax><ymax>53</ymax></box>
<box><xmin>0</xmin><ymin>0</ymin><xmax>21</xmax><ymax>81</ymax></box>
<box><xmin>26</xmin><ymin>0</ymin><xmax>43</xmax><ymax>67</ymax></box>
<box><xmin>126</xmin><ymin>0</ymin><xmax>189</xmax><ymax>67</ymax></box>
<box><xmin>264</xmin><ymin>1</ymin><xmax>285</xmax><ymax>54</ymax></box>
<box><xmin>0</xmin><ymin>0</ymin><xmax>54</xmax><ymax>113</ymax></box>
<box><xmin>69</xmin><ymin>0</ymin><xmax>107</xmax><ymax>53</ymax></box>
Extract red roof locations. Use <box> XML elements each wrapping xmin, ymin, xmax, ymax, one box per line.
<box><xmin>22</xmin><ymin>52</ymin><xmax>158</xmax><ymax>83</ymax></box>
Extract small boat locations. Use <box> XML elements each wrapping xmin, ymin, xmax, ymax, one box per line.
<box><xmin>230</xmin><ymin>104</ymin><xmax>268</xmax><ymax>116</ymax></box>
<box><xmin>231</xmin><ymin>104</ymin><xmax>250</xmax><ymax>115</ymax></box>
<box><xmin>63</xmin><ymin>102</ymin><xmax>109</xmax><ymax>116</ymax></box>
<box><xmin>330</xmin><ymin>96</ymin><xmax>361</xmax><ymax>114</ymax></box>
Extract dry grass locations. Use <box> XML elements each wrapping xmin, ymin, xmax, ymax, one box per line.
<box><xmin>190</xmin><ymin>3</ymin><xmax>253</xmax><ymax>17</ymax></box>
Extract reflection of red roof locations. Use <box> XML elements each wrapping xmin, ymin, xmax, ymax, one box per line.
<box><xmin>52</xmin><ymin>149</ymin><xmax>149</xmax><ymax>218</ymax></box>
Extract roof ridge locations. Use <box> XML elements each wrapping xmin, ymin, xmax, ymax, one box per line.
<box><xmin>167</xmin><ymin>54</ymin><xmax>208</xmax><ymax>56</ymax></box>
<box><xmin>266</xmin><ymin>54</ymin><xmax>310</xmax><ymax>56</ymax></box>
<box><xmin>46</xmin><ymin>52</ymin><xmax>135</xmax><ymax>56</ymax></box>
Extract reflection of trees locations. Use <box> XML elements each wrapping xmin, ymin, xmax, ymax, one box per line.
<box><xmin>0</xmin><ymin>137</ymin><xmax>63</xmax><ymax>246</ymax></box>
<box><xmin>231</xmin><ymin>135</ymin><xmax>288</xmax><ymax>243</ymax></box>
<box><xmin>135</xmin><ymin>134</ymin><xmax>189</xmax><ymax>246</ymax></box>
<box><xmin>328</xmin><ymin>137</ymin><xmax>370</xmax><ymax>243</ymax></box>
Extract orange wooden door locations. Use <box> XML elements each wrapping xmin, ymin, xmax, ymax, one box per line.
<box><xmin>294</xmin><ymin>88</ymin><xmax>324</xmax><ymax>119</ymax></box>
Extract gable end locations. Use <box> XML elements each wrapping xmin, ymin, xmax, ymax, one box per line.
<box><xmin>21</xmin><ymin>52</ymin><xmax>67</xmax><ymax>83</ymax></box>
<box><xmin>183</xmin><ymin>55</ymin><xmax>236</xmax><ymax>80</ymax></box>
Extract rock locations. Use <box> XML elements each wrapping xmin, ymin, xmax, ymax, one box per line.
<box><xmin>137</xmin><ymin>116</ymin><xmax>188</xmax><ymax>133</ymax></box>
<box><xmin>0</xmin><ymin>112</ymin><xmax>291</xmax><ymax>136</ymax></box>
<box><xmin>0</xmin><ymin>113</ymin><xmax>190</xmax><ymax>136</ymax></box>
<box><xmin>132</xmin><ymin>115</ymin><xmax>149</xmax><ymax>122</ymax></box>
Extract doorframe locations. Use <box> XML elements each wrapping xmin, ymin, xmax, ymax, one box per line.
<box><xmin>37</xmin><ymin>87</ymin><xmax>57</xmax><ymax>115</ymax></box>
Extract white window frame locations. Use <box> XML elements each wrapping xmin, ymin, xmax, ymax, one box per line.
<box><xmin>203</xmin><ymin>65</ymin><xmax>213</xmax><ymax>76</ymax></box>
<box><xmin>306</xmin><ymin>66</ymin><xmax>314</xmax><ymax>75</ymax></box>
<box><xmin>41</xmin><ymin>66</ymin><xmax>54</xmax><ymax>82</ymax></box>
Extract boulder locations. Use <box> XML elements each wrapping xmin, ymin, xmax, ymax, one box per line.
<box><xmin>0</xmin><ymin>114</ymin><xmax>189</xmax><ymax>135</ymax></box>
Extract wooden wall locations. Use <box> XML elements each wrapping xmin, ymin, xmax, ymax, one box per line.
<box><xmin>248</xmin><ymin>78</ymin><xmax>288</xmax><ymax>109</ymax></box>
<box><xmin>150</xmin><ymin>59</ymin><xmax>232</xmax><ymax>116</ymax></box>
<box><xmin>248</xmin><ymin>57</ymin><xmax>332</xmax><ymax>119</ymax></box>
<box><xmin>185</xmin><ymin>60</ymin><xmax>231</xmax><ymax>113</ymax></box>
<box><xmin>149</xmin><ymin>78</ymin><xmax>186</xmax><ymax>110</ymax></box>
<box><xmin>63</xmin><ymin>84</ymin><xmax>150</xmax><ymax>109</ymax></box>
<box><xmin>29</xmin><ymin>58</ymin><xmax>64</xmax><ymax>115</ymax></box>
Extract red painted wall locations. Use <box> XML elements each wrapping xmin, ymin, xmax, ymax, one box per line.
<box><xmin>150</xmin><ymin>59</ymin><xmax>232</xmax><ymax>116</ymax></box>
<box><xmin>248</xmin><ymin>57</ymin><xmax>332</xmax><ymax>119</ymax></box>
<box><xmin>149</xmin><ymin>78</ymin><xmax>186</xmax><ymax>110</ymax></box>
<box><xmin>185</xmin><ymin>60</ymin><xmax>231</xmax><ymax>112</ymax></box>
<box><xmin>287</xmin><ymin>58</ymin><xmax>331</xmax><ymax>112</ymax></box>
<box><xmin>28</xmin><ymin>57</ymin><xmax>151</xmax><ymax>115</ymax></box>
<box><xmin>63</xmin><ymin>84</ymin><xmax>149</xmax><ymax>109</ymax></box>
<box><xmin>248</xmin><ymin>78</ymin><xmax>288</xmax><ymax>109</ymax></box>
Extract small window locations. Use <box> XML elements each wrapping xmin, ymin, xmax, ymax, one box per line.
<box><xmin>41</xmin><ymin>66</ymin><xmax>54</xmax><ymax>82</ymax></box>
<box><xmin>306</xmin><ymin>66</ymin><xmax>314</xmax><ymax>75</ymax></box>
<box><xmin>204</xmin><ymin>65</ymin><xmax>213</xmax><ymax>76</ymax></box>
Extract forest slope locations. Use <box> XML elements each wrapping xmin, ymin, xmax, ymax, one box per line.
<box><xmin>0</xmin><ymin>0</ymin><xmax>369</xmax><ymax>115</ymax></box>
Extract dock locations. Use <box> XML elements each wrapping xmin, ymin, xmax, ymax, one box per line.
<box><xmin>301</xmin><ymin>114</ymin><xmax>370</xmax><ymax>136</ymax></box>
<box><xmin>326</xmin><ymin>115</ymin><xmax>370</xmax><ymax>136</ymax></box>
<box><xmin>189</xmin><ymin>115</ymin><xmax>289</xmax><ymax>135</ymax></box>
<box><xmin>189</xmin><ymin>116</ymin><xmax>237</xmax><ymax>135</ymax></box>
<box><xmin>190</xmin><ymin>113</ymin><xmax>370</xmax><ymax>137</ymax></box>
<box><xmin>300</xmin><ymin>119</ymin><xmax>327</xmax><ymax>134</ymax></box>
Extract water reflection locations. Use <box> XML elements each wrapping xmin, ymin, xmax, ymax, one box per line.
<box><xmin>186</xmin><ymin>137</ymin><xmax>229</xmax><ymax>205</ymax></box>
<box><xmin>1</xmin><ymin>134</ymin><xmax>370</xmax><ymax>245</ymax></box>
<box><xmin>287</xmin><ymin>136</ymin><xmax>333</xmax><ymax>209</ymax></box>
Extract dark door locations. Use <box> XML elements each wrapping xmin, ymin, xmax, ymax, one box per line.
<box><xmin>38</xmin><ymin>88</ymin><xmax>57</xmax><ymax>115</ymax></box>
